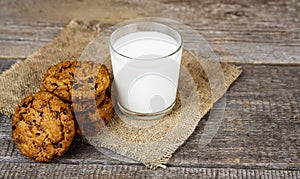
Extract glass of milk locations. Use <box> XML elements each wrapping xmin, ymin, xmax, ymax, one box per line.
<box><xmin>109</xmin><ymin>22</ymin><xmax>182</xmax><ymax>120</ymax></box>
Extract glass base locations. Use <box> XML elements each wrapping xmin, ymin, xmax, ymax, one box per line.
<box><xmin>117</xmin><ymin>101</ymin><xmax>176</xmax><ymax>120</ymax></box>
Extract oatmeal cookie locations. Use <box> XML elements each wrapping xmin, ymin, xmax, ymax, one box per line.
<box><xmin>12</xmin><ymin>91</ymin><xmax>75</xmax><ymax>162</ymax></box>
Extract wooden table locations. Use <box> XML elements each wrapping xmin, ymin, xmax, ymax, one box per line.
<box><xmin>1</xmin><ymin>0</ymin><xmax>299</xmax><ymax>178</ymax></box>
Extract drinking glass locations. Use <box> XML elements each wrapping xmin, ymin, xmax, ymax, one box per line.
<box><xmin>109</xmin><ymin>22</ymin><xmax>183</xmax><ymax>120</ymax></box>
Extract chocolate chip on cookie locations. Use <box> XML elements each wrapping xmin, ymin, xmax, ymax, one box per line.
<box><xmin>97</xmin><ymin>94</ymin><xmax>114</xmax><ymax>124</ymax></box>
<box><xmin>72</xmin><ymin>61</ymin><xmax>110</xmax><ymax>106</ymax></box>
<box><xmin>74</xmin><ymin>93</ymin><xmax>114</xmax><ymax>138</ymax></box>
<box><xmin>42</xmin><ymin>60</ymin><xmax>110</xmax><ymax>104</ymax></box>
<box><xmin>41</xmin><ymin>61</ymin><xmax>77</xmax><ymax>102</ymax></box>
<box><xmin>12</xmin><ymin>91</ymin><xmax>75</xmax><ymax>162</ymax></box>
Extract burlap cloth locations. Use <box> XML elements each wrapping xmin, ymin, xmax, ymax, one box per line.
<box><xmin>0</xmin><ymin>20</ymin><xmax>242</xmax><ymax>169</ymax></box>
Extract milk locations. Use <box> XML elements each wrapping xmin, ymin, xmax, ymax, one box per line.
<box><xmin>110</xmin><ymin>31</ymin><xmax>182</xmax><ymax>114</ymax></box>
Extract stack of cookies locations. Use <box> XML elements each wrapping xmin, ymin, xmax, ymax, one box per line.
<box><xmin>12</xmin><ymin>60</ymin><xmax>113</xmax><ymax>162</ymax></box>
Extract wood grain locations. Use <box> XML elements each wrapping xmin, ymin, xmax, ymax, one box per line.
<box><xmin>0</xmin><ymin>0</ymin><xmax>299</xmax><ymax>63</ymax></box>
<box><xmin>0</xmin><ymin>21</ymin><xmax>62</xmax><ymax>58</ymax></box>
<box><xmin>1</xmin><ymin>64</ymin><xmax>299</xmax><ymax>171</ymax></box>
<box><xmin>0</xmin><ymin>60</ymin><xmax>18</xmax><ymax>74</ymax></box>
<box><xmin>1</xmin><ymin>162</ymin><xmax>299</xmax><ymax>179</ymax></box>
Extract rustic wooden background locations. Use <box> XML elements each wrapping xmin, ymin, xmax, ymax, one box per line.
<box><xmin>1</xmin><ymin>0</ymin><xmax>299</xmax><ymax>178</ymax></box>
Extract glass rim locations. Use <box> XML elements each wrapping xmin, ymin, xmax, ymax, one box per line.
<box><xmin>109</xmin><ymin>21</ymin><xmax>183</xmax><ymax>61</ymax></box>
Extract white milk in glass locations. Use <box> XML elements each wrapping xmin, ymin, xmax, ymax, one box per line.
<box><xmin>110</xmin><ymin>31</ymin><xmax>182</xmax><ymax>114</ymax></box>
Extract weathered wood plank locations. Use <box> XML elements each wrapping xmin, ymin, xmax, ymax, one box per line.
<box><xmin>0</xmin><ymin>21</ymin><xmax>62</xmax><ymax>58</ymax></box>
<box><xmin>172</xmin><ymin>64</ymin><xmax>300</xmax><ymax>169</ymax></box>
<box><xmin>0</xmin><ymin>60</ymin><xmax>18</xmax><ymax>74</ymax></box>
<box><xmin>1</xmin><ymin>0</ymin><xmax>298</xmax><ymax>24</ymax></box>
<box><xmin>1</xmin><ymin>64</ymin><xmax>299</xmax><ymax>170</ymax></box>
<box><xmin>0</xmin><ymin>162</ymin><xmax>299</xmax><ymax>179</ymax></box>
<box><xmin>212</xmin><ymin>43</ymin><xmax>300</xmax><ymax>64</ymax></box>
<box><xmin>1</xmin><ymin>20</ymin><xmax>299</xmax><ymax>64</ymax></box>
<box><xmin>0</xmin><ymin>0</ymin><xmax>299</xmax><ymax>63</ymax></box>
<box><xmin>0</xmin><ymin>0</ymin><xmax>151</xmax><ymax>24</ymax></box>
